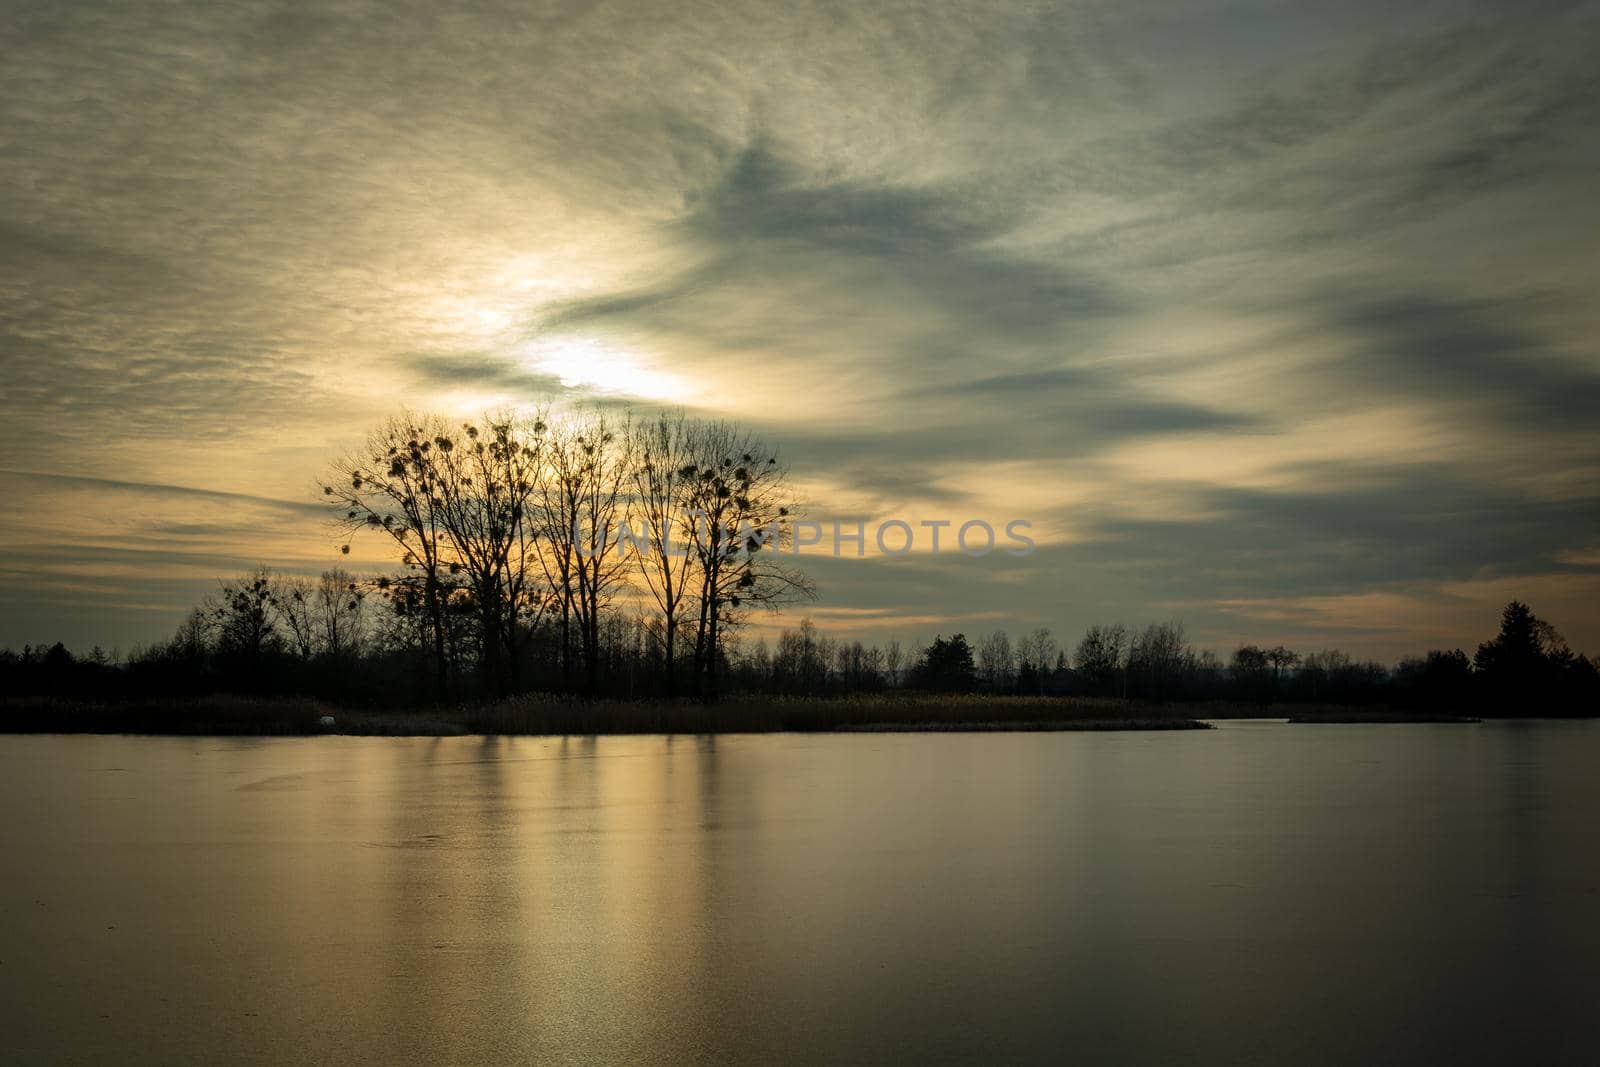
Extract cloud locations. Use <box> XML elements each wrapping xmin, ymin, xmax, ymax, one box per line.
<box><xmin>1317</xmin><ymin>292</ymin><xmax>1600</xmax><ymax>434</ymax></box>
<box><xmin>2</xmin><ymin>0</ymin><xmax>1598</xmax><ymax>657</ymax></box>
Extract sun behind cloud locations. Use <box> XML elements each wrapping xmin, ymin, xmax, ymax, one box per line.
<box><xmin>523</xmin><ymin>336</ymin><xmax>694</xmax><ymax>403</ymax></box>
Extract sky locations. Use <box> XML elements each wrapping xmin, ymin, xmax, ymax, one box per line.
<box><xmin>2</xmin><ymin>0</ymin><xmax>1598</xmax><ymax>661</ymax></box>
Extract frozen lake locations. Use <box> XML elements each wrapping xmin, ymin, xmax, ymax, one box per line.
<box><xmin>3</xmin><ymin>721</ymin><xmax>1598</xmax><ymax>1064</ymax></box>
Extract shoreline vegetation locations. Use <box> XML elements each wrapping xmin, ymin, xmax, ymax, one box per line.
<box><xmin>0</xmin><ymin>693</ymin><xmax>1512</xmax><ymax>737</ymax></box>
<box><xmin>4</xmin><ymin>410</ymin><xmax>1594</xmax><ymax>729</ymax></box>
<box><xmin>6</xmin><ymin>407</ymin><xmax>1594</xmax><ymax>725</ymax></box>
<box><xmin>0</xmin><ymin>694</ymin><xmax>1217</xmax><ymax>736</ymax></box>
<box><xmin>0</xmin><ymin>694</ymin><xmax>1213</xmax><ymax>736</ymax></box>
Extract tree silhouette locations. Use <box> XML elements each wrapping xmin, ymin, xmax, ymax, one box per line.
<box><xmin>1474</xmin><ymin>600</ymin><xmax>1570</xmax><ymax>713</ymax></box>
<box><xmin>1074</xmin><ymin>624</ymin><xmax>1129</xmax><ymax>697</ymax></box>
<box><xmin>912</xmin><ymin>634</ymin><xmax>977</xmax><ymax>692</ymax></box>
<box><xmin>978</xmin><ymin>630</ymin><xmax>1014</xmax><ymax>693</ymax></box>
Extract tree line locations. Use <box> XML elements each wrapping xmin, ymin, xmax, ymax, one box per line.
<box><xmin>1</xmin><ymin>406</ymin><xmax>1594</xmax><ymax>714</ymax></box>
<box><xmin>6</xmin><ymin>408</ymin><xmax>815</xmax><ymax>705</ymax></box>
<box><xmin>6</xmin><ymin>585</ymin><xmax>1594</xmax><ymax>716</ymax></box>
<box><xmin>712</xmin><ymin>601</ymin><xmax>1595</xmax><ymax>714</ymax></box>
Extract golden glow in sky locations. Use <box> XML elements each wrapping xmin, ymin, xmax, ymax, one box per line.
<box><xmin>2</xmin><ymin>0</ymin><xmax>1598</xmax><ymax>656</ymax></box>
<box><xmin>524</xmin><ymin>337</ymin><xmax>694</xmax><ymax>403</ymax></box>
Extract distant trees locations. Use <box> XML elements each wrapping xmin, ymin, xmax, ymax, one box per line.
<box><xmin>1127</xmin><ymin>622</ymin><xmax>1191</xmax><ymax>701</ymax></box>
<box><xmin>978</xmin><ymin>630</ymin><xmax>1013</xmax><ymax>692</ymax></box>
<box><xmin>273</xmin><ymin>575</ymin><xmax>320</xmax><ymax>661</ymax></box>
<box><xmin>265</xmin><ymin>569</ymin><xmax>370</xmax><ymax>665</ymax></box>
<box><xmin>1228</xmin><ymin>643</ymin><xmax>1386</xmax><ymax>704</ymax></box>
<box><xmin>315</xmin><ymin>569</ymin><xmax>369</xmax><ymax>661</ymax></box>
<box><xmin>95</xmin><ymin>591</ymin><xmax>1576</xmax><ymax>711</ymax></box>
<box><xmin>835</xmin><ymin>641</ymin><xmax>882</xmax><ymax>693</ymax></box>
<box><xmin>1016</xmin><ymin>627</ymin><xmax>1059</xmax><ymax>696</ymax></box>
<box><xmin>1069</xmin><ymin>621</ymin><xmax>1196</xmax><ymax>700</ymax></box>
<box><xmin>772</xmin><ymin>617</ymin><xmax>829</xmax><ymax>693</ymax></box>
<box><xmin>1229</xmin><ymin>645</ymin><xmax>1273</xmax><ymax>701</ymax></box>
<box><xmin>884</xmin><ymin>640</ymin><xmax>905</xmax><ymax>689</ymax></box>
<box><xmin>12</xmin><ymin>442</ymin><xmax>1599</xmax><ymax>728</ymax></box>
<box><xmin>1392</xmin><ymin>649</ymin><xmax>1472</xmax><ymax>710</ymax></box>
<box><xmin>1265</xmin><ymin>645</ymin><xmax>1300</xmax><ymax>680</ymax></box>
<box><xmin>1294</xmin><ymin>650</ymin><xmax>1386</xmax><ymax>703</ymax></box>
<box><xmin>1074</xmin><ymin>624</ymin><xmax>1130</xmax><ymax>697</ymax></box>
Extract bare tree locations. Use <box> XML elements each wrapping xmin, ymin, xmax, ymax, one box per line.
<box><xmin>1128</xmin><ymin>621</ymin><xmax>1192</xmax><ymax>701</ymax></box>
<box><xmin>884</xmin><ymin>639</ymin><xmax>904</xmax><ymax>689</ymax></box>
<box><xmin>680</xmin><ymin>420</ymin><xmax>813</xmax><ymax>699</ymax></box>
<box><xmin>627</xmin><ymin>411</ymin><xmax>700</xmax><ymax>697</ymax></box>
<box><xmin>323</xmin><ymin>415</ymin><xmax>454</xmax><ymax>702</ymax></box>
<box><xmin>429</xmin><ymin>412</ymin><xmax>548</xmax><ymax>693</ymax></box>
<box><xmin>315</xmin><ymin>568</ymin><xmax>368</xmax><ymax>660</ymax></box>
<box><xmin>532</xmin><ymin>417</ymin><xmax>581</xmax><ymax>689</ymax></box>
<box><xmin>1075</xmin><ymin>623</ymin><xmax>1129</xmax><ymax>697</ymax></box>
<box><xmin>211</xmin><ymin>568</ymin><xmax>283</xmax><ymax>672</ymax></box>
<box><xmin>1265</xmin><ymin>645</ymin><xmax>1300</xmax><ymax>681</ymax></box>
<box><xmin>978</xmin><ymin>630</ymin><xmax>1014</xmax><ymax>693</ymax></box>
<box><xmin>171</xmin><ymin>607</ymin><xmax>214</xmax><ymax>660</ymax></box>
<box><xmin>1016</xmin><ymin>626</ymin><xmax>1058</xmax><ymax>695</ymax></box>
<box><xmin>536</xmin><ymin>410</ymin><xmax>633</xmax><ymax>694</ymax></box>
<box><xmin>273</xmin><ymin>575</ymin><xmax>319</xmax><ymax>661</ymax></box>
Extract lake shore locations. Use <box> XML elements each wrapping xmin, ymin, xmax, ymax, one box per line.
<box><xmin>1287</xmin><ymin>710</ymin><xmax>1482</xmax><ymax>723</ymax></box>
<box><xmin>0</xmin><ymin>694</ymin><xmax>1241</xmax><ymax>736</ymax></box>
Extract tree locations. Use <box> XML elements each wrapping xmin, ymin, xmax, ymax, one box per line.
<box><xmin>274</xmin><ymin>575</ymin><xmax>319</xmax><ymax>661</ymax></box>
<box><xmin>568</xmin><ymin>412</ymin><xmax>635</xmax><ymax>695</ymax></box>
<box><xmin>912</xmin><ymin>633</ymin><xmax>976</xmax><ymax>692</ymax></box>
<box><xmin>773</xmin><ymin>618</ymin><xmax>828</xmax><ymax>694</ymax></box>
<box><xmin>1016</xmin><ymin>626</ymin><xmax>1058</xmax><ymax>695</ymax></box>
<box><xmin>1074</xmin><ymin>624</ymin><xmax>1129</xmax><ymax>697</ymax></box>
<box><xmin>532</xmin><ymin>410</ymin><xmax>637</xmax><ymax>694</ymax></box>
<box><xmin>884</xmin><ymin>639</ymin><xmax>905</xmax><ymax>689</ymax></box>
<box><xmin>1291</xmin><ymin>650</ymin><xmax>1384</xmax><ymax>703</ymax></box>
<box><xmin>678</xmin><ymin>420</ymin><xmax>813</xmax><ymax>700</ymax></box>
<box><xmin>171</xmin><ymin>607</ymin><xmax>214</xmax><ymax>661</ymax></box>
<box><xmin>1265</xmin><ymin>645</ymin><xmax>1300</xmax><ymax>681</ymax></box>
<box><xmin>1392</xmin><ymin>649</ymin><xmax>1471</xmax><ymax>710</ymax></box>
<box><xmin>862</xmin><ymin>645</ymin><xmax>886</xmax><ymax>690</ymax></box>
<box><xmin>324</xmin><ymin>415</ymin><xmax>455</xmax><ymax>702</ymax></box>
<box><xmin>315</xmin><ymin>568</ymin><xmax>368</xmax><ymax>661</ymax></box>
<box><xmin>1230</xmin><ymin>644</ymin><xmax>1272</xmax><ymax>701</ymax></box>
<box><xmin>211</xmin><ymin>568</ymin><xmax>283</xmax><ymax>678</ymax></box>
<box><xmin>627</xmin><ymin>411</ymin><xmax>700</xmax><ymax>697</ymax></box>
<box><xmin>1474</xmin><ymin>600</ymin><xmax>1569</xmax><ymax>713</ymax></box>
<box><xmin>978</xmin><ymin>630</ymin><xmax>1014</xmax><ymax>693</ymax></box>
<box><xmin>429</xmin><ymin>413</ymin><xmax>548</xmax><ymax>694</ymax></box>
<box><xmin>1475</xmin><ymin>601</ymin><xmax>1562</xmax><ymax>675</ymax></box>
<box><xmin>1127</xmin><ymin>621</ymin><xmax>1192</xmax><ymax>701</ymax></box>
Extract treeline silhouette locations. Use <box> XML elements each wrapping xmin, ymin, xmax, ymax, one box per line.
<box><xmin>733</xmin><ymin>603</ymin><xmax>1597</xmax><ymax>714</ymax></box>
<box><xmin>2</xmin><ymin>406</ymin><xmax>1594</xmax><ymax>717</ymax></box>
<box><xmin>4</xmin><ymin>597</ymin><xmax>1594</xmax><ymax>717</ymax></box>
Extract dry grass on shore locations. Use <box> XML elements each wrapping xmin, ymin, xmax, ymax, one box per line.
<box><xmin>462</xmin><ymin>693</ymin><xmax>1213</xmax><ymax>735</ymax></box>
<box><xmin>2</xmin><ymin>693</ymin><xmax>1215</xmax><ymax>736</ymax></box>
